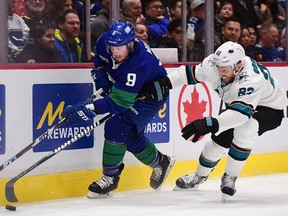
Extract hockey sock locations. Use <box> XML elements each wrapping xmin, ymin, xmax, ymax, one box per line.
<box><xmin>226</xmin><ymin>143</ymin><xmax>251</xmax><ymax>176</ymax></box>
<box><xmin>103</xmin><ymin>139</ymin><xmax>127</xmax><ymax>176</ymax></box>
<box><xmin>134</xmin><ymin>140</ymin><xmax>159</xmax><ymax>167</ymax></box>
<box><xmin>197</xmin><ymin>139</ymin><xmax>228</xmax><ymax>176</ymax></box>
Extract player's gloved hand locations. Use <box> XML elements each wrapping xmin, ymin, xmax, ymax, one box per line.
<box><xmin>181</xmin><ymin>117</ymin><xmax>219</xmax><ymax>142</ymax></box>
<box><xmin>62</xmin><ymin>103</ymin><xmax>96</xmax><ymax>125</ymax></box>
<box><xmin>91</xmin><ymin>67</ymin><xmax>113</xmax><ymax>96</ymax></box>
<box><xmin>137</xmin><ymin>77</ymin><xmax>172</xmax><ymax>102</ymax></box>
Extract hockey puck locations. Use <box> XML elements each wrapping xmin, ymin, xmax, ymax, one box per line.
<box><xmin>5</xmin><ymin>205</ymin><xmax>16</xmax><ymax>211</ymax></box>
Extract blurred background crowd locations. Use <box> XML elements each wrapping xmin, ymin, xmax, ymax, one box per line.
<box><xmin>6</xmin><ymin>0</ymin><xmax>287</xmax><ymax>63</ymax></box>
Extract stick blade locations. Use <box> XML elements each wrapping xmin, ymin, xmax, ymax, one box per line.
<box><xmin>5</xmin><ymin>179</ymin><xmax>18</xmax><ymax>202</ymax></box>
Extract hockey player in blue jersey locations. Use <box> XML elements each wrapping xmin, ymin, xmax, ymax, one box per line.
<box><xmin>141</xmin><ymin>41</ymin><xmax>287</xmax><ymax>201</ymax></box>
<box><xmin>61</xmin><ymin>20</ymin><xmax>175</xmax><ymax>198</ymax></box>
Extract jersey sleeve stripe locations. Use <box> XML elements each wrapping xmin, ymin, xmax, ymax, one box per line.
<box><xmin>227</xmin><ymin>101</ymin><xmax>254</xmax><ymax>118</ymax></box>
<box><xmin>186</xmin><ymin>65</ymin><xmax>200</xmax><ymax>85</ymax></box>
<box><xmin>108</xmin><ymin>86</ymin><xmax>137</xmax><ymax>109</ymax></box>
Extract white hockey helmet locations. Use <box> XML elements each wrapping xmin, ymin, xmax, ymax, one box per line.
<box><xmin>213</xmin><ymin>41</ymin><xmax>245</xmax><ymax>72</ymax></box>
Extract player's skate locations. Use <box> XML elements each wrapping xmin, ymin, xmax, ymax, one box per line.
<box><xmin>174</xmin><ymin>172</ymin><xmax>208</xmax><ymax>191</ymax></box>
<box><xmin>87</xmin><ymin>163</ymin><xmax>124</xmax><ymax>199</ymax></box>
<box><xmin>150</xmin><ymin>154</ymin><xmax>175</xmax><ymax>190</ymax></box>
<box><xmin>220</xmin><ymin>172</ymin><xmax>237</xmax><ymax>202</ymax></box>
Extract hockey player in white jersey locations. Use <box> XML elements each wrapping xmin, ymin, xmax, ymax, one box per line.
<box><xmin>141</xmin><ymin>41</ymin><xmax>287</xmax><ymax>201</ymax></box>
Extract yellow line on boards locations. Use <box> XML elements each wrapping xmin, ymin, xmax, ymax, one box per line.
<box><xmin>1</xmin><ymin>151</ymin><xmax>288</xmax><ymax>205</ymax></box>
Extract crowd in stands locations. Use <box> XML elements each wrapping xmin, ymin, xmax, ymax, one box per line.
<box><xmin>7</xmin><ymin>0</ymin><xmax>287</xmax><ymax>63</ymax></box>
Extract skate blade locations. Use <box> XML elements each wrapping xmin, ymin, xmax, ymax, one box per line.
<box><xmin>173</xmin><ymin>185</ymin><xmax>198</xmax><ymax>191</ymax></box>
<box><xmin>221</xmin><ymin>193</ymin><xmax>231</xmax><ymax>203</ymax></box>
<box><xmin>154</xmin><ymin>159</ymin><xmax>176</xmax><ymax>191</ymax></box>
<box><xmin>87</xmin><ymin>191</ymin><xmax>113</xmax><ymax>199</ymax></box>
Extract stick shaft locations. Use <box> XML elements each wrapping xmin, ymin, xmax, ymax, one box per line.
<box><xmin>0</xmin><ymin>88</ymin><xmax>103</xmax><ymax>172</ymax></box>
<box><xmin>5</xmin><ymin>113</ymin><xmax>112</xmax><ymax>202</ymax></box>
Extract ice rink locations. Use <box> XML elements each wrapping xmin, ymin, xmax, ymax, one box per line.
<box><xmin>1</xmin><ymin>173</ymin><xmax>288</xmax><ymax>216</ymax></box>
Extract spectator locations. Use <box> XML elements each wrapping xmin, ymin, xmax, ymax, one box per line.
<box><xmin>214</xmin><ymin>17</ymin><xmax>242</xmax><ymax>49</ymax></box>
<box><xmin>238</xmin><ymin>26</ymin><xmax>250</xmax><ymax>49</ymax></box>
<box><xmin>73</xmin><ymin>0</ymin><xmax>94</xmax><ymax>32</ymax></box>
<box><xmin>278</xmin><ymin>0</ymin><xmax>286</xmax><ymax>10</ymax></box>
<box><xmin>90</xmin><ymin>0</ymin><xmax>104</xmax><ymax>22</ymax></box>
<box><xmin>230</xmin><ymin>0</ymin><xmax>260</xmax><ymax>29</ymax></box>
<box><xmin>22</xmin><ymin>0</ymin><xmax>46</xmax><ymax>29</ymax></box>
<box><xmin>168</xmin><ymin>0</ymin><xmax>184</xmax><ymax>21</ymax></box>
<box><xmin>144</xmin><ymin>0</ymin><xmax>170</xmax><ymax>47</ymax></box>
<box><xmin>13</xmin><ymin>0</ymin><xmax>26</xmax><ymax>16</ymax></box>
<box><xmin>73</xmin><ymin>0</ymin><xmax>83</xmax><ymax>23</ymax></box>
<box><xmin>156</xmin><ymin>19</ymin><xmax>193</xmax><ymax>62</ymax></box>
<box><xmin>156</xmin><ymin>19</ymin><xmax>182</xmax><ymax>60</ymax></box>
<box><xmin>189</xmin><ymin>0</ymin><xmax>211</xmax><ymax>61</ymax></box>
<box><xmin>54</xmin><ymin>9</ymin><xmax>87</xmax><ymax>62</ymax></box>
<box><xmin>187</xmin><ymin>0</ymin><xmax>205</xmax><ymax>41</ymax></box>
<box><xmin>15</xmin><ymin>20</ymin><xmax>61</xmax><ymax>63</ymax></box>
<box><xmin>214</xmin><ymin>1</ymin><xmax>234</xmax><ymax>37</ymax></box>
<box><xmin>91</xmin><ymin>0</ymin><xmax>110</xmax><ymax>50</ymax></box>
<box><xmin>275</xmin><ymin>27</ymin><xmax>286</xmax><ymax>61</ymax></box>
<box><xmin>120</xmin><ymin>0</ymin><xmax>145</xmax><ymax>25</ymax></box>
<box><xmin>238</xmin><ymin>26</ymin><xmax>263</xmax><ymax>61</ymax></box>
<box><xmin>135</xmin><ymin>23</ymin><xmax>149</xmax><ymax>44</ymax></box>
<box><xmin>254</xmin><ymin>0</ymin><xmax>286</xmax><ymax>30</ymax></box>
<box><xmin>255</xmin><ymin>23</ymin><xmax>279</xmax><ymax>61</ymax></box>
<box><xmin>45</xmin><ymin>0</ymin><xmax>73</xmax><ymax>26</ymax></box>
<box><xmin>168</xmin><ymin>0</ymin><xmax>193</xmax><ymax>48</ymax></box>
<box><xmin>247</xmin><ymin>25</ymin><xmax>258</xmax><ymax>46</ymax></box>
<box><xmin>191</xmin><ymin>26</ymin><xmax>205</xmax><ymax>61</ymax></box>
<box><xmin>8</xmin><ymin>0</ymin><xmax>30</xmax><ymax>62</ymax></box>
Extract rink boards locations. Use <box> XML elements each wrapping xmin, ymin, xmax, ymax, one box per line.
<box><xmin>0</xmin><ymin>64</ymin><xmax>287</xmax><ymax>205</ymax></box>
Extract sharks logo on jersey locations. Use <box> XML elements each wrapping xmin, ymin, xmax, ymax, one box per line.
<box><xmin>235</xmin><ymin>71</ymin><xmax>249</xmax><ymax>84</ymax></box>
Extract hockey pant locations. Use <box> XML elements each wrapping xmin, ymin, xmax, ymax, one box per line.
<box><xmin>101</xmin><ymin>99</ymin><xmax>167</xmax><ymax>177</ymax></box>
<box><xmin>197</xmin><ymin>106</ymin><xmax>284</xmax><ymax>177</ymax></box>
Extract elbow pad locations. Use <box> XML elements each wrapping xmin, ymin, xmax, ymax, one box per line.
<box><xmin>167</xmin><ymin>65</ymin><xmax>198</xmax><ymax>88</ymax></box>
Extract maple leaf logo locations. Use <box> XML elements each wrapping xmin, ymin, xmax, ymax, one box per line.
<box><xmin>182</xmin><ymin>88</ymin><xmax>207</xmax><ymax>125</ymax></box>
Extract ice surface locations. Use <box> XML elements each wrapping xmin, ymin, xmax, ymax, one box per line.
<box><xmin>1</xmin><ymin>173</ymin><xmax>287</xmax><ymax>216</ymax></box>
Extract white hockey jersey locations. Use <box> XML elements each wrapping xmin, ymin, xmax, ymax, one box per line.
<box><xmin>193</xmin><ymin>54</ymin><xmax>287</xmax><ymax>118</ymax></box>
<box><xmin>8</xmin><ymin>13</ymin><xmax>30</xmax><ymax>53</ymax></box>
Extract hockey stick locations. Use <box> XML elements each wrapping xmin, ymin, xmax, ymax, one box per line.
<box><xmin>5</xmin><ymin>113</ymin><xmax>112</xmax><ymax>202</ymax></box>
<box><xmin>0</xmin><ymin>88</ymin><xmax>103</xmax><ymax>173</ymax></box>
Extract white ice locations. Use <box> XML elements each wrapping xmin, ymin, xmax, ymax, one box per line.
<box><xmin>1</xmin><ymin>173</ymin><xmax>288</xmax><ymax>216</ymax></box>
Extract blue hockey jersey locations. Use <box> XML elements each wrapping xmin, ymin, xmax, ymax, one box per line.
<box><xmin>93</xmin><ymin>35</ymin><xmax>167</xmax><ymax>115</ymax></box>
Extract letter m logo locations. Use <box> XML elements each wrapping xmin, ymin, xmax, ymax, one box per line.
<box><xmin>36</xmin><ymin>101</ymin><xmax>65</xmax><ymax>129</ymax></box>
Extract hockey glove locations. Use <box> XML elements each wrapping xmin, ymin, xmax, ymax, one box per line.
<box><xmin>62</xmin><ymin>103</ymin><xmax>96</xmax><ymax>125</ymax></box>
<box><xmin>181</xmin><ymin>117</ymin><xmax>219</xmax><ymax>142</ymax></box>
<box><xmin>137</xmin><ymin>77</ymin><xmax>172</xmax><ymax>102</ymax></box>
<box><xmin>91</xmin><ymin>67</ymin><xmax>113</xmax><ymax>96</ymax></box>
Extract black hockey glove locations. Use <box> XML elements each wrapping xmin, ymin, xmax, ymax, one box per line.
<box><xmin>137</xmin><ymin>77</ymin><xmax>172</xmax><ymax>102</ymax></box>
<box><xmin>181</xmin><ymin>117</ymin><xmax>219</xmax><ymax>142</ymax></box>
